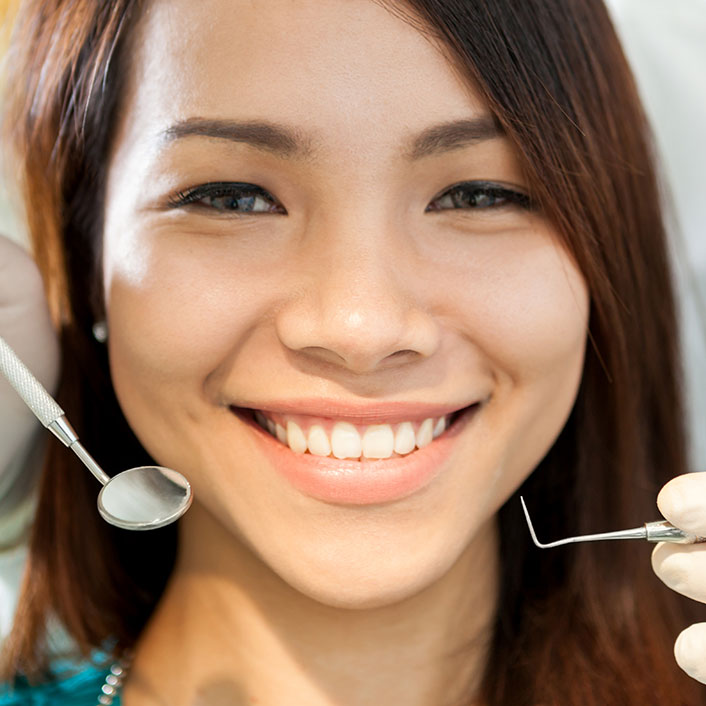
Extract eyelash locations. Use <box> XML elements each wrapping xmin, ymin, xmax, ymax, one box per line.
<box><xmin>168</xmin><ymin>182</ymin><xmax>286</xmax><ymax>214</ymax></box>
<box><xmin>167</xmin><ymin>180</ymin><xmax>532</xmax><ymax>214</ymax></box>
<box><xmin>426</xmin><ymin>181</ymin><xmax>531</xmax><ymax>212</ymax></box>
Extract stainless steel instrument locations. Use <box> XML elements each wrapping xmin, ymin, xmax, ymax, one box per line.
<box><xmin>0</xmin><ymin>335</ymin><xmax>192</xmax><ymax>530</ymax></box>
<box><xmin>520</xmin><ymin>496</ymin><xmax>705</xmax><ymax>548</ymax></box>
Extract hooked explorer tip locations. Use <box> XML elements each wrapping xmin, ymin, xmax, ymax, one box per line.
<box><xmin>520</xmin><ymin>496</ymin><xmax>541</xmax><ymax>547</ymax></box>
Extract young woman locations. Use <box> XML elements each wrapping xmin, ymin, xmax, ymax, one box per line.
<box><xmin>0</xmin><ymin>0</ymin><xmax>704</xmax><ymax>704</ymax></box>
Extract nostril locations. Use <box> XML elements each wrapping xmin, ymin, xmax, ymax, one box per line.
<box><xmin>387</xmin><ymin>349</ymin><xmax>418</xmax><ymax>359</ymax></box>
<box><xmin>378</xmin><ymin>349</ymin><xmax>422</xmax><ymax>369</ymax></box>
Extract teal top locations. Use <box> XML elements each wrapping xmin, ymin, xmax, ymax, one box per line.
<box><xmin>0</xmin><ymin>655</ymin><xmax>120</xmax><ymax>705</ymax></box>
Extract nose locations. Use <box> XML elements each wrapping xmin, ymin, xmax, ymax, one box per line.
<box><xmin>274</xmin><ymin>214</ymin><xmax>440</xmax><ymax>374</ymax></box>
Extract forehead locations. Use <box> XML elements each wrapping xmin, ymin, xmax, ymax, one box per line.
<box><xmin>119</xmin><ymin>0</ymin><xmax>489</xmax><ymax>153</ymax></box>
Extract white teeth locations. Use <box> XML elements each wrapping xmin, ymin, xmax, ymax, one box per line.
<box><xmin>362</xmin><ymin>424</ymin><xmax>395</xmax><ymax>459</ymax></box>
<box><xmin>416</xmin><ymin>418</ymin><xmax>434</xmax><ymax>448</ymax></box>
<box><xmin>254</xmin><ymin>411</ymin><xmax>452</xmax><ymax>459</ymax></box>
<box><xmin>307</xmin><ymin>424</ymin><xmax>331</xmax><ymax>456</ymax></box>
<box><xmin>393</xmin><ymin>422</ymin><xmax>416</xmax><ymax>455</ymax></box>
<box><xmin>286</xmin><ymin>420</ymin><xmax>307</xmax><ymax>454</ymax></box>
<box><xmin>331</xmin><ymin>422</ymin><xmax>363</xmax><ymax>460</ymax></box>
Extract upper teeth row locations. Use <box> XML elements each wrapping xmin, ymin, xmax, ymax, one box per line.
<box><xmin>254</xmin><ymin>412</ymin><xmax>449</xmax><ymax>460</ymax></box>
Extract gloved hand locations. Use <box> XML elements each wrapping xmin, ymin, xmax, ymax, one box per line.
<box><xmin>652</xmin><ymin>471</ymin><xmax>706</xmax><ymax>684</ymax></box>
<box><xmin>0</xmin><ymin>234</ymin><xmax>59</xmax><ymax>485</ymax></box>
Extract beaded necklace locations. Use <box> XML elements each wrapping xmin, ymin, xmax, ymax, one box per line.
<box><xmin>96</xmin><ymin>653</ymin><xmax>132</xmax><ymax>705</ymax></box>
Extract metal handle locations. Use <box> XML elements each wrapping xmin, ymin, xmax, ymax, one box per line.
<box><xmin>645</xmin><ymin>521</ymin><xmax>706</xmax><ymax>544</ymax></box>
<box><xmin>0</xmin><ymin>335</ymin><xmax>64</xmax><ymax>425</ymax></box>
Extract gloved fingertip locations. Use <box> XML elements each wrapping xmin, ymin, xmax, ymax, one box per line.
<box><xmin>657</xmin><ymin>472</ymin><xmax>706</xmax><ymax>536</ymax></box>
<box><xmin>675</xmin><ymin>623</ymin><xmax>706</xmax><ymax>684</ymax></box>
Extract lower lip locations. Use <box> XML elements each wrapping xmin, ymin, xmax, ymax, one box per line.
<box><xmin>234</xmin><ymin>406</ymin><xmax>479</xmax><ymax>505</ymax></box>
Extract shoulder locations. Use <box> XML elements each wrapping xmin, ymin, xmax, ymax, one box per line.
<box><xmin>0</xmin><ymin>656</ymin><xmax>116</xmax><ymax>706</ymax></box>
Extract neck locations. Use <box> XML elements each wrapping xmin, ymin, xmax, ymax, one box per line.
<box><xmin>124</xmin><ymin>502</ymin><xmax>498</xmax><ymax>706</ymax></box>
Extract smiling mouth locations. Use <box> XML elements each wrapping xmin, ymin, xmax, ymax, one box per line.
<box><xmin>231</xmin><ymin>405</ymin><xmax>476</xmax><ymax>461</ymax></box>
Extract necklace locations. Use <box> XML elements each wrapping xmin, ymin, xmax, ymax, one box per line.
<box><xmin>97</xmin><ymin>652</ymin><xmax>133</xmax><ymax>705</ymax></box>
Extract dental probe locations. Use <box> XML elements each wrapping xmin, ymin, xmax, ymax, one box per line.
<box><xmin>0</xmin><ymin>335</ymin><xmax>192</xmax><ymax>530</ymax></box>
<box><xmin>520</xmin><ymin>496</ymin><xmax>706</xmax><ymax>548</ymax></box>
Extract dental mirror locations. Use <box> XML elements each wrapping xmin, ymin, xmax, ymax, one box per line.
<box><xmin>0</xmin><ymin>335</ymin><xmax>192</xmax><ymax>530</ymax></box>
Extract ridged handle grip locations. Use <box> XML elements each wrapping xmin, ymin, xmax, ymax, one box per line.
<box><xmin>0</xmin><ymin>335</ymin><xmax>64</xmax><ymax>426</ymax></box>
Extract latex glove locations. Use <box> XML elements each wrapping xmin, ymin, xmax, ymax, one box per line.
<box><xmin>0</xmin><ymin>235</ymin><xmax>59</xmax><ymax>487</ymax></box>
<box><xmin>652</xmin><ymin>472</ymin><xmax>706</xmax><ymax>684</ymax></box>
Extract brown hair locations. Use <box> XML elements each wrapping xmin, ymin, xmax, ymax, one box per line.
<box><xmin>2</xmin><ymin>0</ymin><xmax>703</xmax><ymax>703</ymax></box>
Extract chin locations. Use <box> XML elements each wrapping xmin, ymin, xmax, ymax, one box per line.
<box><xmin>278</xmin><ymin>558</ymin><xmax>454</xmax><ymax>611</ymax></box>
<box><xmin>254</xmin><ymin>513</ymin><xmax>497</xmax><ymax>613</ymax></box>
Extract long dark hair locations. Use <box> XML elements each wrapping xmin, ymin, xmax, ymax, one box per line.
<box><xmin>2</xmin><ymin>0</ymin><xmax>703</xmax><ymax>703</ymax></box>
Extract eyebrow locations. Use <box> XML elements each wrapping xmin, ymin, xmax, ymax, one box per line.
<box><xmin>160</xmin><ymin>115</ymin><xmax>503</xmax><ymax>161</ymax></box>
<box><xmin>405</xmin><ymin>116</ymin><xmax>503</xmax><ymax>159</ymax></box>
<box><xmin>162</xmin><ymin>119</ymin><xmax>312</xmax><ymax>158</ymax></box>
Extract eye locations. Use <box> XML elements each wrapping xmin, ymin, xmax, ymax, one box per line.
<box><xmin>426</xmin><ymin>181</ymin><xmax>531</xmax><ymax>212</ymax></box>
<box><xmin>168</xmin><ymin>182</ymin><xmax>286</xmax><ymax>214</ymax></box>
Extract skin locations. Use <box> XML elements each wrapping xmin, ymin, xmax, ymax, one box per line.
<box><xmin>100</xmin><ymin>1</ymin><xmax>590</xmax><ymax>704</ymax></box>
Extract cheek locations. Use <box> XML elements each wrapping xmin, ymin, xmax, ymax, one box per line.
<box><xmin>439</xmin><ymin>231</ymin><xmax>589</xmax><ymax>492</ymax></box>
<box><xmin>446</xmin><ymin>231</ymin><xmax>589</xmax><ymax>381</ymax></box>
<box><xmin>104</xmin><ymin>228</ymin><xmax>277</xmax><ymax>386</ymax></box>
<box><xmin>102</xmin><ymin>228</ymin><xmax>289</xmax><ymax>460</ymax></box>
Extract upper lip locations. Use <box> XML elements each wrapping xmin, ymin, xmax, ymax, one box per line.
<box><xmin>230</xmin><ymin>398</ymin><xmax>482</xmax><ymax>425</ymax></box>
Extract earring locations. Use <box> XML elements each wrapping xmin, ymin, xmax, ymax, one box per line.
<box><xmin>92</xmin><ymin>320</ymin><xmax>108</xmax><ymax>343</ymax></box>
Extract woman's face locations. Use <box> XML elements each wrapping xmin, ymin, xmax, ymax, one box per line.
<box><xmin>103</xmin><ymin>0</ymin><xmax>589</xmax><ymax>607</ymax></box>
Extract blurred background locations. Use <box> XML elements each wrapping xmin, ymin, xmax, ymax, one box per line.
<box><xmin>0</xmin><ymin>0</ymin><xmax>703</xmax><ymax>468</ymax></box>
